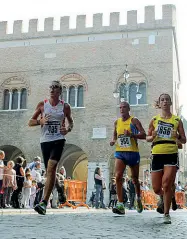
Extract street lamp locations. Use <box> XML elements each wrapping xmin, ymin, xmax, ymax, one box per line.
<box><xmin>123</xmin><ymin>64</ymin><xmax>130</xmax><ymax>80</ymax></box>
<box><xmin>113</xmin><ymin>89</ymin><xmax>120</xmax><ymax>99</ymax></box>
<box><xmin>136</xmin><ymin>91</ymin><xmax>142</xmax><ymax>100</ymax></box>
<box><xmin>113</xmin><ymin>65</ymin><xmax>143</xmax><ymax>102</ymax></box>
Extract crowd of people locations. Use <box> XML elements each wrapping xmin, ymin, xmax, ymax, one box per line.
<box><xmin>90</xmin><ymin>169</ymin><xmax>150</xmax><ymax>211</ymax></box>
<box><xmin>0</xmin><ymin>151</ymin><xmax>66</xmax><ymax>209</ymax></box>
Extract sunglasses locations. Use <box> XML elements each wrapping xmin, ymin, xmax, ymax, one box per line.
<box><xmin>49</xmin><ymin>85</ymin><xmax>61</xmax><ymax>90</ymax></box>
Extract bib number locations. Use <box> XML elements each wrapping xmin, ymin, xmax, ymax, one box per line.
<box><xmin>46</xmin><ymin>121</ymin><xmax>60</xmax><ymax>136</ymax></box>
<box><xmin>48</xmin><ymin>125</ymin><xmax>58</xmax><ymax>134</ymax></box>
<box><xmin>157</xmin><ymin>121</ymin><xmax>173</xmax><ymax>139</ymax></box>
<box><xmin>117</xmin><ymin>135</ymin><xmax>131</xmax><ymax>148</ymax></box>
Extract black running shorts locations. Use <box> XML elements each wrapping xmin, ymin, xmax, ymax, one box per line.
<box><xmin>151</xmin><ymin>153</ymin><xmax>179</xmax><ymax>172</ymax></box>
<box><xmin>40</xmin><ymin>139</ymin><xmax>65</xmax><ymax>169</ymax></box>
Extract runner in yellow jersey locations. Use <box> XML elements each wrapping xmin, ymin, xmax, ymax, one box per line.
<box><xmin>110</xmin><ymin>102</ymin><xmax>146</xmax><ymax>215</ymax></box>
<box><xmin>147</xmin><ymin>93</ymin><xmax>186</xmax><ymax>224</ymax></box>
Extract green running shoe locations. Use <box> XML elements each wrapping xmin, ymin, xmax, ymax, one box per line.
<box><xmin>34</xmin><ymin>202</ymin><xmax>47</xmax><ymax>215</ymax></box>
<box><xmin>137</xmin><ymin>199</ymin><xmax>143</xmax><ymax>213</ymax></box>
<box><xmin>112</xmin><ymin>203</ymin><xmax>125</xmax><ymax>215</ymax></box>
<box><xmin>163</xmin><ymin>214</ymin><xmax>171</xmax><ymax>224</ymax></box>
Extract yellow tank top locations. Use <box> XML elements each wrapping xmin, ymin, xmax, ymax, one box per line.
<box><xmin>152</xmin><ymin>114</ymin><xmax>180</xmax><ymax>154</ymax></box>
<box><xmin>115</xmin><ymin>116</ymin><xmax>139</xmax><ymax>152</ymax></box>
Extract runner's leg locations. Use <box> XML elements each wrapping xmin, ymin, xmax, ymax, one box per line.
<box><xmin>115</xmin><ymin>158</ymin><xmax>126</xmax><ymax>203</ymax></box>
<box><xmin>162</xmin><ymin>166</ymin><xmax>177</xmax><ymax>215</ymax></box>
<box><xmin>112</xmin><ymin>158</ymin><xmax>126</xmax><ymax>214</ymax></box>
<box><xmin>43</xmin><ymin>159</ymin><xmax>58</xmax><ymax>202</ymax></box>
<box><xmin>35</xmin><ymin>140</ymin><xmax>64</xmax><ymax>215</ymax></box>
<box><xmin>130</xmin><ymin>164</ymin><xmax>143</xmax><ymax>213</ymax></box>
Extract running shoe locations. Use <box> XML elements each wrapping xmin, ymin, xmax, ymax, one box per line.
<box><xmin>34</xmin><ymin>202</ymin><xmax>47</xmax><ymax>215</ymax></box>
<box><xmin>163</xmin><ymin>214</ymin><xmax>171</xmax><ymax>224</ymax></box>
<box><xmin>171</xmin><ymin>196</ymin><xmax>177</xmax><ymax>211</ymax></box>
<box><xmin>136</xmin><ymin>199</ymin><xmax>143</xmax><ymax>213</ymax></box>
<box><xmin>157</xmin><ymin>198</ymin><xmax>164</xmax><ymax>214</ymax></box>
<box><xmin>112</xmin><ymin>203</ymin><xmax>125</xmax><ymax>215</ymax></box>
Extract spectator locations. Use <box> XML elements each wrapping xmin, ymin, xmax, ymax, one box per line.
<box><xmin>108</xmin><ymin>178</ymin><xmax>117</xmax><ymax>208</ymax></box>
<box><xmin>30</xmin><ymin>180</ymin><xmax>37</xmax><ymax>208</ymax></box>
<box><xmin>2</xmin><ymin>160</ymin><xmax>17</xmax><ymax>208</ymax></box>
<box><xmin>28</xmin><ymin>156</ymin><xmax>41</xmax><ymax>171</ymax></box>
<box><xmin>140</xmin><ymin>181</ymin><xmax>145</xmax><ymax>191</ymax></box>
<box><xmin>144</xmin><ymin>181</ymin><xmax>150</xmax><ymax>191</ymax></box>
<box><xmin>176</xmin><ymin>181</ymin><xmax>183</xmax><ymax>192</ymax></box>
<box><xmin>31</xmin><ymin>162</ymin><xmax>42</xmax><ymax>205</ymax></box>
<box><xmin>56</xmin><ymin>173</ymin><xmax>66</xmax><ymax>205</ymax></box>
<box><xmin>94</xmin><ymin>167</ymin><xmax>106</xmax><ymax>209</ymax></box>
<box><xmin>21</xmin><ymin>173</ymin><xmax>32</xmax><ymax>209</ymax></box>
<box><xmin>11</xmin><ymin>156</ymin><xmax>25</xmax><ymax>209</ymax></box>
<box><xmin>0</xmin><ymin>150</ymin><xmax>5</xmax><ymax>208</ymax></box>
<box><xmin>59</xmin><ymin>166</ymin><xmax>66</xmax><ymax>180</ymax></box>
<box><xmin>31</xmin><ymin>162</ymin><xmax>42</xmax><ymax>183</ymax></box>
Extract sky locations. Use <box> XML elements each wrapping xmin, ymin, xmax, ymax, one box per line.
<box><xmin>0</xmin><ymin>0</ymin><xmax>186</xmax><ymax>115</ymax></box>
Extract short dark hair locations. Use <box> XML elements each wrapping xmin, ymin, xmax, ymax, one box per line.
<box><xmin>50</xmin><ymin>80</ymin><xmax>62</xmax><ymax>92</ymax></box>
<box><xmin>16</xmin><ymin>156</ymin><xmax>24</xmax><ymax>165</ymax></box>
<box><xmin>120</xmin><ymin>101</ymin><xmax>130</xmax><ymax>110</ymax></box>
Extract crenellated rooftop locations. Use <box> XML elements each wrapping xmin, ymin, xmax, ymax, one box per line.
<box><xmin>0</xmin><ymin>4</ymin><xmax>176</xmax><ymax>41</ymax></box>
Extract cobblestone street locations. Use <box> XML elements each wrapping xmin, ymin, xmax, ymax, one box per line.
<box><xmin>0</xmin><ymin>209</ymin><xmax>187</xmax><ymax>239</ymax></box>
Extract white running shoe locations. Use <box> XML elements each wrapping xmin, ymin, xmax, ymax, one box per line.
<box><xmin>163</xmin><ymin>214</ymin><xmax>171</xmax><ymax>224</ymax></box>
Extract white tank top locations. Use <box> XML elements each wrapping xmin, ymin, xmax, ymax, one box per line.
<box><xmin>40</xmin><ymin>99</ymin><xmax>65</xmax><ymax>143</ymax></box>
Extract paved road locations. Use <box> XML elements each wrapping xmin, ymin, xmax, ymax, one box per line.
<box><xmin>0</xmin><ymin>209</ymin><xmax>187</xmax><ymax>239</ymax></box>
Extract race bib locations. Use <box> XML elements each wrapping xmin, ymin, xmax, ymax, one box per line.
<box><xmin>157</xmin><ymin>121</ymin><xmax>173</xmax><ymax>139</ymax></box>
<box><xmin>117</xmin><ymin>135</ymin><xmax>131</xmax><ymax>148</ymax></box>
<box><xmin>46</xmin><ymin>121</ymin><xmax>60</xmax><ymax>136</ymax></box>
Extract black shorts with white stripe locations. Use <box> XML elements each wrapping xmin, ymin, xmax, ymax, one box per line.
<box><xmin>151</xmin><ymin>153</ymin><xmax>179</xmax><ymax>172</ymax></box>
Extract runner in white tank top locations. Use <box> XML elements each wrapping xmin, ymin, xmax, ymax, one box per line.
<box><xmin>40</xmin><ymin>99</ymin><xmax>65</xmax><ymax>143</ymax></box>
<box><xmin>28</xmin><ymin>80</ymin><xmax>74</xmax><ymax>215</ymax></box>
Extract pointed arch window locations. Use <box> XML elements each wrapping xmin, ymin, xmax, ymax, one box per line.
<box><xmin>138</xmin><ymin>82</ymin><xmax>146</xmax><ymax>104</ymax></box>
<box><xmin>3</xmin><ymin>89</ymin><xmax>9</xmax><ymax>110</ymax></box>
<box><xmin>129</xmin><ymin>83</ymin><xmax>138</xmax><ymax>105</ymax></box>
<box><xmin>62</xmin><ymin>86</ymin><xmax>67</xmax><ymax>102</ymax></box>
<box><xmin>69</xmin><ymin>86</ymin><xmax>75</xmax><ymax>107</ymax></box>
<box><xmin>119</xmin><ymin>83</ymin><xmax>127</xmax><ymax>101</ymax></box>
<box><xmin>12</xmin><ymin>89</ymin><xmax>18</xmax><ymax>110</ymax></box>
<box><xmin>77</xmin><ymin>85</ymin><xmax>84</xmax><ymax>107</ymax></box>
<box><xmin>20</xmin><ymin>88</ymin><xmax>27</xmax><ymax>109</ymax></box>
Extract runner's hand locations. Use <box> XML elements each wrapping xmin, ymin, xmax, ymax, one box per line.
<box><xmin>152</xmin><ymin>130</ymin><xmax>157</xmax><ymax>139</ymax></box>
<box><xmin>124</xmin><ymin>130</ymin><xmax>131</xmax><ymax>136</ymax></box>
<box><xmin>40</xmin><ymin>115</ymin><xmax>50</xmax><ymax>126</ymax></box>
<box><xmin>177</xmin><ymin>139</ymin><xmax>182</xmax><ymax>149</ymax></box>
<box><xmin>60</xmin><ymin>127</ymin><xmax>68</xmax><ymax>135</ymax></box>
<box><xmin>171</xmin><ymin>130</ymin><xmax>178</xmax><ymax>138</ymax></box>
<box><xmin>110</xmin><ymin>141</ymin><xmax>116</xmax><ymax>146</ymax></box>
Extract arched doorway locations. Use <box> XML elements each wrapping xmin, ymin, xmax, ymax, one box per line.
<box><xmin>58</xmin><ymin>144</ymin><xmax>88</xmax><ymax>181</ymax></box>
<box><xmin>0</xmin><ymin>145</ymin><xmax>25</xmax><ymax>165</ymax></box>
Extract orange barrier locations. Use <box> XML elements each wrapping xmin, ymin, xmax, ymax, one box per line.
<box><xmin>141</xmin><ymin>190</ymin><xmax>158</xmax><ymax>210</ymax></box>
<box><xmin>59</xmin><ymin>180</ymin><xmax>89</xmax><ymax>209</ymax></box>
<box><xmin>175</xmin><ymin>192</ymin><xmax>187</xmax><ymax>209</ymax></box>
<box><xmin>141</xmin><ymin>191</ymin><xmax>187</xmax><ymax>210</ymax></box>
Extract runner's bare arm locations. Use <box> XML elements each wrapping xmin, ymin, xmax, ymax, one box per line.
<box><xmin>28</xmin><ymin>102</ymin><xmax>43</xmax><ymax>127</ymax></box>
<box><xmin>110</xmin><ymin>120</ymin><xmax>117</xmax><ymax>146</ymax></box>
<box><xmin>64</xmin><ymin>103</ymin><xmax>74</xmax><ymax>132</ymax></box>
<box><xmin>131</xmin><ymin>118</ymin><xmax>146</xmax><ymax>139</ymax></box>
<box><xmin>146</xmin><ymin>119</ymin><xmax>155</xmax><ymax>142</ymax></box>
<box><xmin>177</xmin><ymin>120</ymin><xmax>186</xmax><ymax>144</ymax></box>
